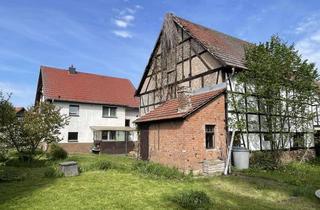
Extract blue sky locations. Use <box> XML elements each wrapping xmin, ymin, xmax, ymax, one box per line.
<box><xmin>1</xmin><ymin>0</ymin><xmax>320</xmax><ymax>107</ymax></box>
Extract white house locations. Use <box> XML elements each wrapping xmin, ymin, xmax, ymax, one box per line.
<box><xmin>35</xmin><ymin>65</ymin><xmax>139</xmax><ymax>154</ymax></box>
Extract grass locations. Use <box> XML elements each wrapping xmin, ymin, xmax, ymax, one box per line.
<box><xmin>0</xmin><ymin>154</ymin><xmax>320</xmax><ymax>209</ymax></box>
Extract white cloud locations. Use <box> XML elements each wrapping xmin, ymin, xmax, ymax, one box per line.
<box><xmin>114</xmin><ymin>19</ymin><xmax>129</xmax><ymax>28</ymax></box>
<box><xmin>294</xmin><ymin>15</ymin><xmax>320</xmax><ymax>70</ymax></box>
<box><xmin>112</xmin><ymin>30</ymin><xmax>132</xmax><ymax>38</ymax></box>
<box><xmin>111</xmin><ymin>5</ymin><xmax>142</xmax><ymax>38</ymax></box>
<box><xmin>114</xmin><ymin>15</ymin><xmax>135</xmax><ymax>28</ymax></box>
<box><xmin>295</xmin><ymin>15</ymin><xmax>320</xmax><ymax>34</ymax></box>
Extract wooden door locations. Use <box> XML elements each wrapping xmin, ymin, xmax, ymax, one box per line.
<box><xmin>140</xmin><ymin>125</ymin><xmax>149</xmax><ymax>160</ymax></box>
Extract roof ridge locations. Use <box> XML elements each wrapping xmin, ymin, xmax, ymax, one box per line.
<box><xmin>172</xmin><ymin>15</ymin><xmax>251</xmax><ymax>45</ymax></box>
<box><xmin>40</xmin><ymin>65</ymin><xmax>131</xmax><ymax>82</ymax></box>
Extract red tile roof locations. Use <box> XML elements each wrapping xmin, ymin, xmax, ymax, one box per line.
<box><xmin>15</xmin><ymin>107</ymin><xmax>25</xmax><ymax>113</ymax></box>
<box><xmin>135</xmin><ymin>14</ymin><xmax>251</xmax><ymax>96</ymax></box>
<box><xmin>40</xmin><ymin>66</ymin><xmax>139</xmax><ymax>108</ymax></box>
<box><xmin>173</xmin><ymin>15</ymin><xmax>251</xmax><ymax>69</ymax></box>
<box><xmin>135</xmin><ymin>88</ymin><xmax>225</xmax><ymax>123</ymax></box>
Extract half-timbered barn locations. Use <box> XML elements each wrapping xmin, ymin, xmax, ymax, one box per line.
<box><xmin>135</xmin><ymin>13</ymin><xmax>317</xmax><ymax>174</ymax></box>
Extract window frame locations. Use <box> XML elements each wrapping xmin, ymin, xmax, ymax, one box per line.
<box><xmin>101</xmin><ymin>130</ymin><xmax>117</xmax><ymax>141</ymax></box>
<box><xmin>69</xmin><ymin>104</ymin><xmax>79</xmax><ymax>116</ymax></box>
<box><xmin>102</xmin><ymin>106</ymin><xmax>117</xmax><ymax>118</ymax></box>
<box><xmin>125</xmin><ymin>119</ymin><xmax>130</xmax><ymax>127</ymax></box>
<box><xmin>205</xmin><ymin>124</ymin><xmax>215</xmax><ymax>149</ymax></box>
<box><xmin>68</xmin><ymin>132</ymin><xmax>78</xmax><ymax>142</ymax></box>
<box><xmin>292</xmin><ymin>132</ymin><xmax>304</xmax><ymax>148</ymax></box>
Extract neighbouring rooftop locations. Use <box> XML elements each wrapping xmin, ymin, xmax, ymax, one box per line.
<box><xmin>38</xmin><ymin>66</ymin><xmax>139</xmax><ymax>108</ymax></box>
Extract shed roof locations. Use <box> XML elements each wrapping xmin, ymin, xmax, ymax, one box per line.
<box><xmin>135</xmin><ymin>88</ymin><xmax>225</xmax><ymax>123</ymax></box>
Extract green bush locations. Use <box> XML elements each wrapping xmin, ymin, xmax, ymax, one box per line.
<box><xmin>250</xmin><ymin>151</ymin><xmax>281</xmax><ymax>170</ymax></box>
<box><xmin>48</xmin><ymin>144</ymin><xmax>68</xmax><ymax>160</ymax></box>
<box><xmin>132</xmin><ymin>161</ymin><xmax>187</xmax><ymax>180</ymax></box>
<box><xmin>171</xmin><ymin>190</ymin><xmax>212</xmax><ymax>210</ymax></box>
<box><xmin>0</xmin><ymin>167</ymin><xmax>27</xmax><ymax>182</ymax></box>
<box><xmin>44</xmin><ymin>166</ymin><xmax>63</xmax><ymax>178</ymax></box>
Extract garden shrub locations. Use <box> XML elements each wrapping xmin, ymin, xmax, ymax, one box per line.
<box><xmin>48</xmin><ymin>143</ymin><xmax>68</xmax><ymax>160</ymax></box>
<box><xmin>171</xmin><ymin>190</ymin><xmax>212</xmax><ymax>210</ymax></box>
<box><xmin>250</xmin><ymin>151</ymin><xmax>281</xmax><ymax>170</ymax></box>
<box><xmin>44</xmin><ymin>166</ymin><xmax>63</xmax><ymax>178</ymax></box>
<box><xmin>132</xmin><ymin>161</ymin><xmax>187</xmax><ymax>179</ymax></box>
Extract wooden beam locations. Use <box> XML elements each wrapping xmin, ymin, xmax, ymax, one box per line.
<box><xmin>140</xmin><ymin>66</ymin><xmax>225</xmax><ymax>95</ymax></box>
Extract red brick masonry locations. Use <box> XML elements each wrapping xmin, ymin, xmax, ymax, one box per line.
<box><xmin>146</xmin><ymin>94</ymin><xmax>227</xmax><ymax>173</ymax></box>
<box><xmin>59</xmin><ymin>141</ymin><xmax>137</xmax><ymax>154</ymax></box>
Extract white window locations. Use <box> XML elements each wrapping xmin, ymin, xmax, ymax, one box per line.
<box><xmin>69</xmin><ymin>105</ymin><xmax>79</xmax><ymax>116</ymax></box>
<box><xmin>101</xmin><ymin>130</ymin><xmax>117</xmax><ymax>141</ymax></box>
<box><xmin>102</xmin><ymin>106</ymin><xmax>117</xmax><ymax>117</ymax></box>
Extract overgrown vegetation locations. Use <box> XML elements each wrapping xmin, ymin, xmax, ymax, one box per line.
<box><xmin>170</xmin><ymin>190</ymin><xmax>213</xmax><ymax>210</ymax></box>
<box><xmin>48</xmin><ymin>143</ymin><xmax>68</xmax><ymax>160</ymax></box>
<box><xmin>250</xmin><ymin>151</ymin><xmax>281</xmax><ymax>170</ymax></box>
<box><xmin>43</xmin><ymin>166</ymin><xmax>63</xmax><ymax>178</ymax></box>
<box><xmin>132</xmin><ymin>161</ymin><xmax>188</xmax><ymax>180</ymax></box>
<box><xmin>1</xmin><ymin>154</ymin><xmax>320</xmax><ymax>209</ymax></box>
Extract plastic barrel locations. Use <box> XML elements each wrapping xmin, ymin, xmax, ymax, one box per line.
<box><xmin>233</xmin><ymin>147</ymin><xmax>249</xmax><ymax>169</ymax></box>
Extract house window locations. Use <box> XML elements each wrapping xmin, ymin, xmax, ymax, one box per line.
<box><xmin>125</xmin><ymin>119</ymin><xmax>130</xmax><ymax>127</ymax></box>
<box><xmin>68</xmin><ymin>132</ymin><xmax>78</xmax><ymax>142</ymax></box>
<box><xmin>101</xmin><ymin>130</ymin><xmax>117</xmax><ymax>141</ymax></box>
<box><xmin>69</xmin><ymin>105</ymin><xmax>79</xmax><ymax>116</ymax></box>
<box><xmin>102</xmin><ymin>106</ymin><xmax>117</xmax><ymax>117</ymax></box>
<box><xmin>102</xmin><ymin>131</ymin><xmax>108</xmax><ymax>140</ymax></box>
<box><xmin>109</xmin><ymin>131</ymin><xmax>116</xmax><ymax>140</ymax></box>
<box><xmin>205</xmin><ymin>125</ymin><xmax>215</xmax><ymax>149</ymax></box>
<box><xmin>293</xmin><ymin>132</ymin><xmax>304</xmax><ymax>148</ymax></box>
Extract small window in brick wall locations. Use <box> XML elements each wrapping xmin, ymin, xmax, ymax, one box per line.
<box><xmin>205</xmin><ymin>125</ymin><xmax>215</xmax><ymax>149</ymax></box>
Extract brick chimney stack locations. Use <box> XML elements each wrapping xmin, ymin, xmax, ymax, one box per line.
<box><xmin>68</xmin><ymin>65</ymin><xmax>77</xmax><ymax>74</ymax></box>
<box><xmin>177</xmin><ymin>86</ymin><xmax>192</xmax><ymax>113</ymax></box>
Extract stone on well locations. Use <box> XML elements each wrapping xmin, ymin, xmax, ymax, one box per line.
<box><xmin>59</xmin><ymin>161</ymin><xmax>79</xmax><ymax>176</ymax></box>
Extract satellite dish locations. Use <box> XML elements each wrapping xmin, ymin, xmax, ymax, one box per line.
<box><xmin>315</xmin><ymin>189</ymin><xmax>320</xmax><ymax>199</ymax></box>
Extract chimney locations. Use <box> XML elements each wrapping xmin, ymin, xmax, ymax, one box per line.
<box><xmin>177</xmin><ymin>86</ymin><xmax>192</xmax><ymax>113</ymax></box>
<box><xmin>68</xmin><ymin>65</ymin><xmax>77</xmax><ymax>74</ymax></box>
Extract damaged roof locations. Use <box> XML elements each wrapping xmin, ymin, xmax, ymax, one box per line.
<box><xmin>173</xmin><ymin>15</ymin><xmax>251</xmax><ymax>69</ymax></box>
<box><xmin>135</xmin><ymin>88</ymin><xmax>225</xmax><ymax>123</ymax></box>
<box><xmin>135</xmin><ymin>14</ymin><xmax>251</xmax><ymax>96</ymax></box>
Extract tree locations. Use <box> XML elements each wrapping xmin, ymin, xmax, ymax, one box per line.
<box><xmin>3</xmin><ymin>102</ymin><xmax>68</xmax><ymax>160</ymax></box>
<box><xmin>231</xmin><ymin>35</ymin><xmax>319</xmax><ymax>151</ymax></box>
<box><xmin>0</xmin><ymin>91</ymin><xmax>16</xmax><ymax>159</ymax></box>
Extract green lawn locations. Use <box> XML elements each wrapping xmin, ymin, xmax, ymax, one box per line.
<box><xmin>1</xmin><ymin>154</ymin><xmax>320</xmax><ymax>210</ymax></box>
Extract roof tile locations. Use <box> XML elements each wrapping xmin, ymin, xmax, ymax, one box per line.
<box><xmin>41</xmin><ymin>66</ymin><xmax>139</xmax><ymax>108</ymax></box>
<box><xmin>135</xmin><ymin>88</ymin><xmax>225</xmax><ymax>123</ymax></box>
<box><xmin>173</xmin><ymin>15</ymin><xmax>251</xmax><ymax>69</ymax></box>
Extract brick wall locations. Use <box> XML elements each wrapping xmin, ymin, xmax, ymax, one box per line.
<box><xmin>59</xmin><ymin>143</ymin><xmax>92</xmax><ymax>154</ymax></box>
<box><xmin>60</xmin><ymin>141</ymin><xmax>137</xmax><ymax>154</ymax></box>
<box><xmin>147</xmin><ymin>94</ymin><xmax>227</xmax><ymax>173</ymax></box>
